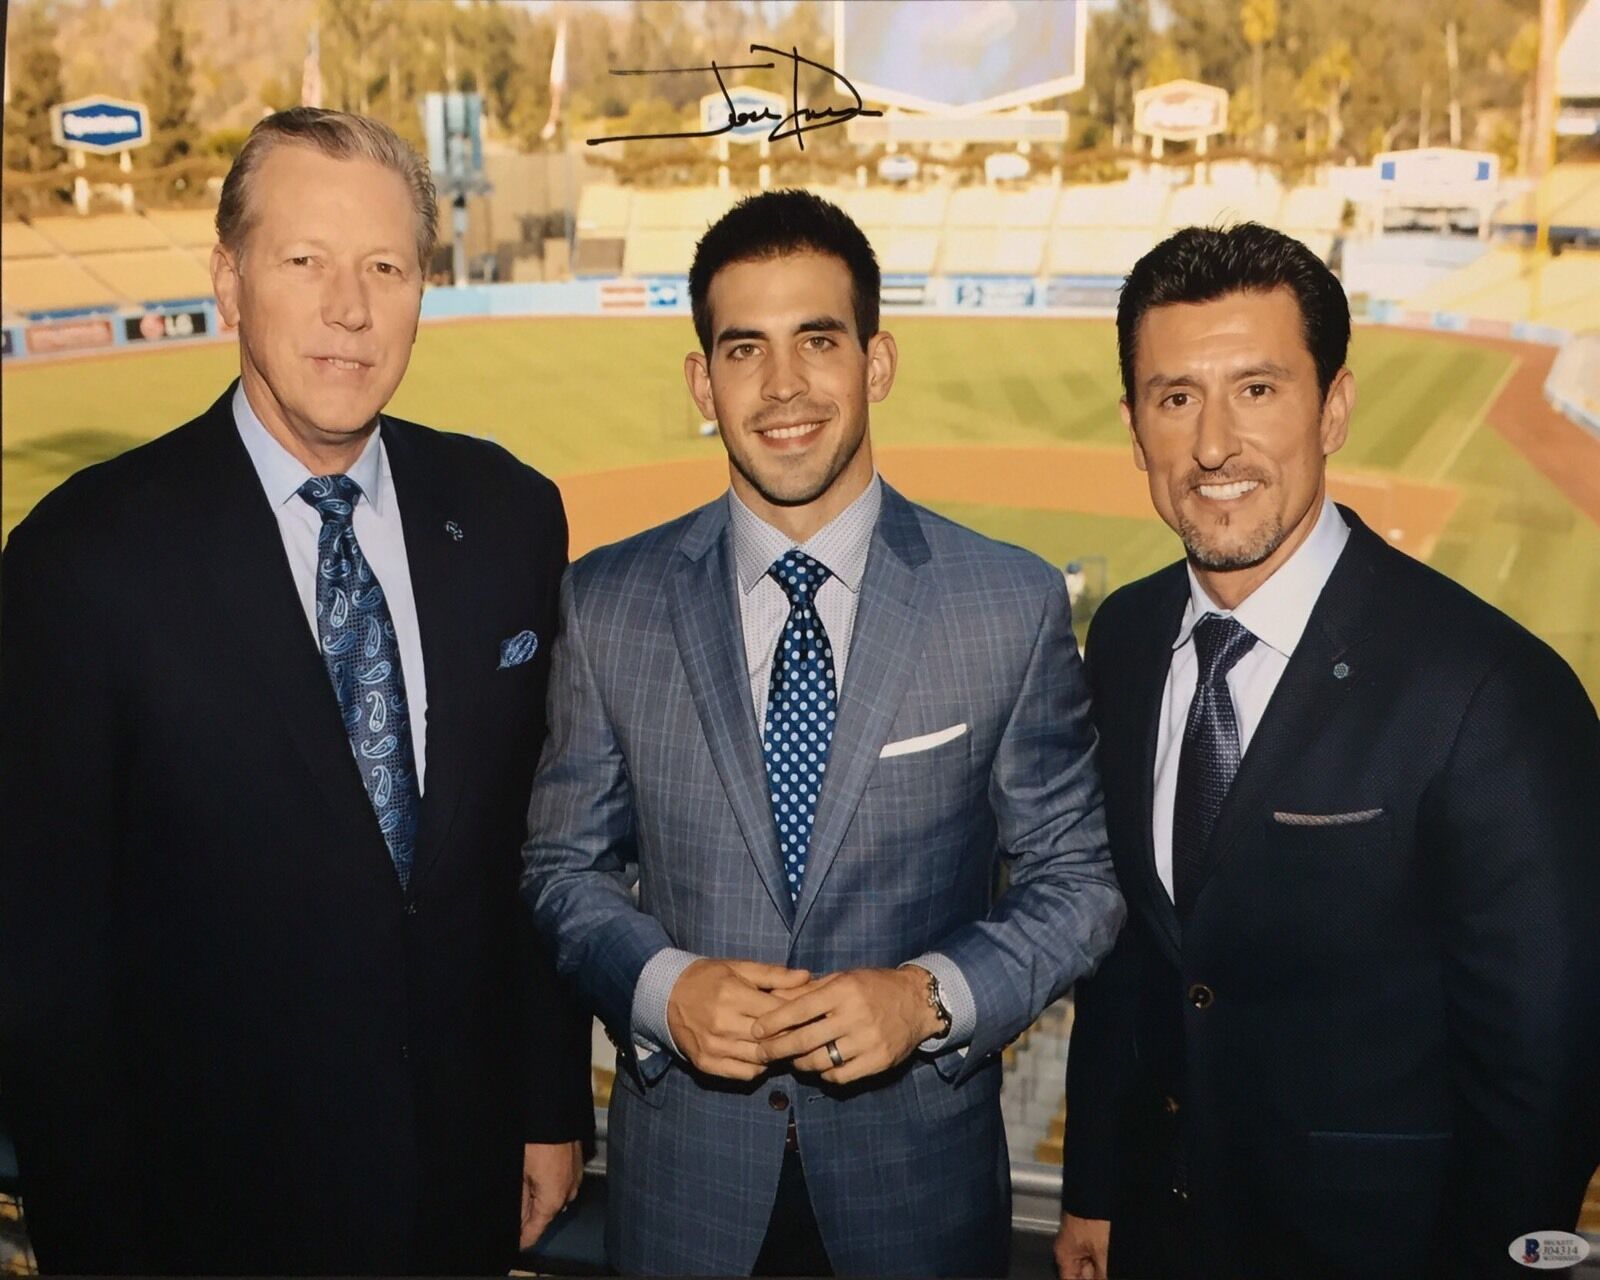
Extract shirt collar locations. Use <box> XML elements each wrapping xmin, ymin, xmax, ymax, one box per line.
<box><xmin>1173</xmin><ymin>498</ymin><xmax>1350</xmax><ymax>659</ymax></box>
<box><xmin>232</xmin><ymin>382</ymin><xmax>387</xmax><ymax>516</ymax></box>
<box><xmin>729</xmin><ymin>472</ymin><xmax>882</xmax><ymax>597</ymax></box>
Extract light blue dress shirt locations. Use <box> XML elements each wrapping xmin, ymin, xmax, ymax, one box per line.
<box><xmin>232</xmin><ymin>384</ymin><xmax>429</xmax><ymax>791</ymax></box>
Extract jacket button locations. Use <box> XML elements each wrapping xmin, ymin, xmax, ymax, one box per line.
<box><xmin>768</xmin><ymin>1089</ymin><xmax>790</xmax><ymax>1111</ymax></box>
<box><xmin>400</xmin><ymin>1042</ymin><xmax>410</xmax><ymax>1061</ymax></box>
<box><xmin>1187</xmin><ymin>983</ymin><xmax>1214</xmax><ymax>1009</ymax></box>
<box><xmin>1163</xmin><ymin>1095</ymin><xmax>1180</xmax><ymax>1116</ymax></box>
<box><xmin>405</xmin><ymin>902</ymin><xmax>418</xmax><ymax>916</ymax></box>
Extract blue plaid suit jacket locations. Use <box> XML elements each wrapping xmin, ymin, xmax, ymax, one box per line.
<box><xmin>523</xmin><ymin>484</ymin><xmax>1124</xmax><ymax>1275</ymax></box>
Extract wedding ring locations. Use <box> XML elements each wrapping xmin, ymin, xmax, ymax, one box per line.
<box><xmin>826</xmin><ymin>1039</ymin><xmax>845</xmax><ymax>1068</ymax></box>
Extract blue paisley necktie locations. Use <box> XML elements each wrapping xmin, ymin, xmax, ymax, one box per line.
<box><xmin>1172</xmin><ymin>613</ymin><xmax>1257</xmax><ymax>922</ymax></box>
<box><xmin>298</xmin><ymin>474</ymin><xmax>420</xmax><ymax>890</ymax></box>
<box><xmin>762</xmin><ymin>551</ymin><xmax>838</xmax><ymax>902</ymax></box>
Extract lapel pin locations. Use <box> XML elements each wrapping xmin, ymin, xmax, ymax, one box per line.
<box><xmin>1332</xmin><ymin>662</ymin><xmax>1350</xmax><ymax>680</ymax></box>
<box><xmin>444</xmin><ymin>521</ymin><xmax>464</xmax><ymax>542</ymax></box>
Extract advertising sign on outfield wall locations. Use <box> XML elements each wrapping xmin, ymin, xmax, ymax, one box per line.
<box><xmin>25</xmin><ymin>317</ymin><xmax>116</xmax><ymax>355</ymax></box>
<box><xmin>124</xmin><ymin>308</ymin><xmax>210</xmax><ymax>344</ymax></box>
<box><xmin>1</xmin><ymin>328</ymin><xmax>15</xmax><ymax>359</ymax></box>
<box><xmin>1046</xmin><ymin>279</ymin><xmax>1122</xmax><ymax>310</ymax></box>
<box><xmin>881</xmin><ymin>277</ymin><xmax>930</xmax><ymax>307</ymax></box>
<box><xmin>954</xmin><ymin>278</ymin><xmax>1036</xmax><ymax>310</ymax></box>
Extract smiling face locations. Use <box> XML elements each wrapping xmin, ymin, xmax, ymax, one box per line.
<box><xmin>1122</xmin><ymin>287</ymin><xmax>1355</xmax><ymax>608</ymax></box>
<box><xmin>685</xmin><ymin>251</ymin><xmax>897</xmax><ymax>541</ymax></box>
<box><xmin>211</xmin><ymin>143</ymin><xmax>424</xmax><ymax>473</ymax></box>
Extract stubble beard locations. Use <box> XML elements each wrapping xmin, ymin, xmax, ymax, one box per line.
<box><xmin>1178</xmin><ymin>508</ymin><xmax>1288</xmax><ymax>572</ymax></box>
<box><xmin>723</xmin><ymin>415</ymin><xmax>867</xmax><ymax>510</ymax></box>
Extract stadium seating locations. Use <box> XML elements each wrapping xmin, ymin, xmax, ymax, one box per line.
<box><xmin>876</xmin><ymin>227</ymin><xmax>941</xmax><ymax>275</ymax></box>
<box><xmin>1279</xmin><ymin>184</ymin><xmax>1345</xmax><ymax>233</ymax></box>
<box><xmin>1164</xmin><ymin>179</ymin><xmax>1283</xmax><ymax>232</ymax></box>
<box><xmin>621</xmin><ymin>227</ymin><xmax>701</xmax><ymax>277</ymax></box>
<box><xmin>1494</xmin><ymin>163</ymin><xmax>1600</xmax><ymax>231</ymax></box>
<box><xmin>143</xmin><ymin>208</ymin><xmax>219</xmax><ymax>250</ymax></box>
<box><xmin>1278</xmin><ymin>185</ymin><xmax>1345</xmax><ymax>262</ymax></box>
<box><xmin>628</xmin><ymin>186</ymin><xmax>740</xmax><ymax>232</ymax></box>
<box><xmin>1056</xmin><ymin>180</ymin><xmax>1167</xmax><ymax>230</ymax></box>
<box><xmin>86</xmin><ymin>249</ymin><xmax>212</xmax><ymax>304</ymax></box>
<box><xmin>1046</xmin><ymin>226</ymin><xmax>1163</xmax><ymax>277</ymax></box>
<box><xmin>1406</xmin><ymin>246</ymin><xmax>1600</xmax><ymax>327</ymax></box>
<box><xmin>1045</xmin><ymin>182</ymin><xmax>1169</xmax><ymax>279</ymax></box>
<box><xmin>0</xmin><ymin>209</ymin><xmax>220</xmax><ymax>314</ymax></box>
<box><xmin>608</xmin><ymin>187</ymin><xmax>745</xmax><ymax>276</ymax></box>
<box><xmin>0</xmin><ymin>220</ymin><xmax>56</xmax><ymax>260</ymax></box>
<box><xmin>1</xmin><ymin>254</ymin><xmax>120</xmax><ymax>312</ymax></box>
<box><xmin>941</xmin><ymin>226</ymin><xmax>1046</xmax><ymax>275</ymax></box>
<box><xmin>31</xmin><ymin>212</ymin><xmax>168</xmax><ymax>254</ymax></box>
<box><xmin>575</xmin><ymin>183</ymin><xmax>632</xmax><ymax>240</ymax></box>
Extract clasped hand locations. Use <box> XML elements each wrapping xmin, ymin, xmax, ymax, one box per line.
<box><xmin>666</xmin><ymin>958</ymin><xmax>941</xmax><ymax>1085</ymax></box>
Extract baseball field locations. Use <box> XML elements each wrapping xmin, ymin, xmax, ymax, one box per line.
<box><xmin>4</xmin><ymin>314</ymin><xmax>1598</xmax><ymax>697</ymax></box>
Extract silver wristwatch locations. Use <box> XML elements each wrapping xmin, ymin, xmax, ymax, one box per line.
<box><xmin>924</xmin><ymin>968</ymin><xmax>952</xmax><ymax>1039</ymax></box>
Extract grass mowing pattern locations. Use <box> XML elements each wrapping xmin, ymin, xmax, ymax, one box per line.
<box><xmin>4</xmin><ymin>316</ymin><xmax>1595</xmax><ymax>695</ymax></box>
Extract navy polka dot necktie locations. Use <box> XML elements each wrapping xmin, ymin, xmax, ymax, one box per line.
<box><xmin>762</xmin><ymin>550</ymin><xmax>838</xmax><ymax>903</ymax></box>
<box><xmin>1172</xmin><ymin>613</ymin><xmax>1257</xmax><ymax>922</ymax></box>
<box><xmin>298</xmin><ymin>474</ymin><xmax>420</xmax><ymax>890</ymax></box>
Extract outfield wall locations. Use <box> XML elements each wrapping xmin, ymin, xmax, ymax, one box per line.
<box><xmin>0</xmin><ymin>274</ymin><xmax>1581</xmax><ymax>362</ymax></box>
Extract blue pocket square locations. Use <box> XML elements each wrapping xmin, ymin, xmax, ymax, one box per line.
<box><xmin>498</xmin><ymin>630</ymin><xmax>539</xmax><ymax>669</ymax></box>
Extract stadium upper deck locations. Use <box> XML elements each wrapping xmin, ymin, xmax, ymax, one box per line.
<box><xmin>2</xmin><ymin>168</ymin><xmax>1596</xmax><ymax>332</ymax></box>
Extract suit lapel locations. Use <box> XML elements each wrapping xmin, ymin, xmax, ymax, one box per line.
<box><xmin>667</xmin><ymin>501</ymin><xmax>796</xmax><ymax>926</ymax></box>
<box><xmin>382</xmin><ymin>421</ymin><xmax>471</xmax><ymax>892</ymax></box>
<box><xmin>1191</xmin><ymin>512</ymin><xmax>1379</xmax><ymax>911</ymax></box>
<box><xmin>790</xmin><ymin>487</ymin><xmax>935</xmax><ymax>939</ymax></box>
<box><xmin>183</xmin><ymin>390</ymin><xmax>396</xmax><ymax>880</ymax></box>
<box><xmin>1131</xmin><ymin>570</ymin><xmax>1188</xmax><ymax>962</ymax></box>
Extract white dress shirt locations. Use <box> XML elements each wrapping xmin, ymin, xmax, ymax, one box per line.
<box><xmin>1151</xmin><ymin>499</ymin><xmax>1349</xmax><ymax>898</ymax></box>
<box><xmin>232</xmin><ymin>383</ymin><xmax>429</xmax><ymax>790</ymax></box>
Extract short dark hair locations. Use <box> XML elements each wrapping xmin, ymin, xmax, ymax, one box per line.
<box><xmin>1116</xmin><ymin>222</ymin><xmax>1350</xmax><ymax>407</ymax></box>
<box><xmin>689</xmin><ymin>189</ymin><xmax>880</xmax><ymax>354</ymax></box>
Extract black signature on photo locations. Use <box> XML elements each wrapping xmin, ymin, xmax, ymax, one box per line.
<box><xmin>587</xmin><ymin>44</ymin><xmax>884</xmax><ymax>148</ymax></box>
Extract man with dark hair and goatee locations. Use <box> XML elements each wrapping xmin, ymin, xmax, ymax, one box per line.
<box><xmin>1055</xmin><ymin>222</ymin><xmax>1599</xmax><ymax>1280</ymax></box>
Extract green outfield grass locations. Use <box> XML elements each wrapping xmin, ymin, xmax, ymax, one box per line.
<box><xmin>4</xmin><ymin>316</ymin><xmax>1597</xmax><ymax>695</ymax></box>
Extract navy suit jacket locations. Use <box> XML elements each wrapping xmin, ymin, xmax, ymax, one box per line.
<box><xmin>1062</xmin><ymin>509</ymin><xmax>1600</xmax><ymax>1280</ymax></box>
<box><xmin>0</xmin><ymin>387</ymin><xmax>593</xmax><ymax>1274</ymax></box>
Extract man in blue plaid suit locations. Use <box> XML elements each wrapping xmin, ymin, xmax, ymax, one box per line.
<box><xmin>522</xmin><ymin>190</ymin><xmax>1125</xmax><ymax>1277</ymax></box>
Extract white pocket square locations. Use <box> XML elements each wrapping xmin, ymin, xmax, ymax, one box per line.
<box><xmin>880</xmin><ymin>723</ymin><xmax>968</xmax><ymax>759</ymax></box>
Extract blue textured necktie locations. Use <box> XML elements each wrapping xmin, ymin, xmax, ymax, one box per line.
<box><xmin>298</xmin><ymin>475</ymin><xmax>420</xmax><ymax>890</ymax></box>
<box><xmin>762</xmin><ymin>551</ymin><xmax>838</xmax><ymax>903</ymax></box>
<box><xmin>1172</xmin><ymin>613</ymin><xmax>1257</xmax><ymax>921</ymax></box>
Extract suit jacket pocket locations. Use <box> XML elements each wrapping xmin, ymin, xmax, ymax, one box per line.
<box><xmin>1268</xmin><ymin>810</ymin><xmax>1392</xmax><ymax>853</ymax></box>
<box><xmin>1273</xmin><ymin>808</ymin><xmax>1384</xmax><ymax>827</ymax></box>
<box><xmin>866</xmin><ymin>725</ymin><xmax>973</xmax><ymax>791</ymax></box>
<box><xmin>909</xmin><ymin>1053</ymin><xmax>998</xmax><ymax>1128</ymax></box>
